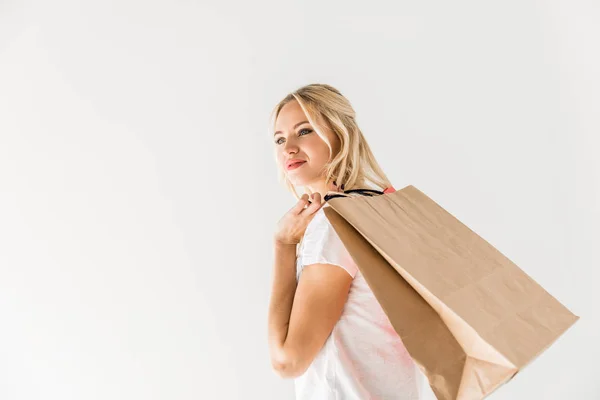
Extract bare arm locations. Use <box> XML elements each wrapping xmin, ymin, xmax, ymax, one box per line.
<box><xmin>267</xmin><ymin>238</ymin><xmax>353</xmax><ymax>379</ymax></box>
<box><xmin>267</xmin><ymin>239</ymin><xmax>298</xmax><ymax>376</ymax></box>
<box><xmin>268</xmin><ymin>193</ymin><xmax>351</xmax><ymax>378</ymax></box>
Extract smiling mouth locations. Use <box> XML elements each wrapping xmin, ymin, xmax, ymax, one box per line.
<box><xmin>287</xmin><ymin>161</ymin><xmax>306</xmax><ymax>170</ymax></box>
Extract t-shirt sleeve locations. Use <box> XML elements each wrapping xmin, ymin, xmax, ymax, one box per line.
<box><xmin>297</xmin><ymin>208</ymin><xmax>359</xmax><ymax>279</ymax></box>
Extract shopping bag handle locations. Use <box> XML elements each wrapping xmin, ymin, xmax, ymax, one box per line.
<box><xmin>323</xmin><ymin>186</ymin><xmax>396</xmax><ymax>202</ymax></box>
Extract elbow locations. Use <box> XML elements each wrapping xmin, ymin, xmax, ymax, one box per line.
<box><xmin>272</xmin><ymin>360</ymin><xmax>306</xmax><ymax>379</ymax></box>
<box><xmin>272</xmin><ymin>362</ymin><xmax>296</xmax><ymax>379</ymax></box>
<box><xmin>270</xmin><ymin>350</ymin><xmax>308</xmax><ymax>379</ymax></box>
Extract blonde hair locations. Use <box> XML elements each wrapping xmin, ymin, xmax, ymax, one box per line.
<box><xmin>269</xmin><ymin>83</ymin><xmax>393</xmax><ymax>201</ymax></box>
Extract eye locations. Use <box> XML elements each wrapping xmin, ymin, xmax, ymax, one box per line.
<box><xmin>274</xmin><ymin>128</ymin><xmax>313</xmax><ymax>145</ymax></box>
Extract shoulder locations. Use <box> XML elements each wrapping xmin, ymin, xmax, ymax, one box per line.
<box><xmin>302</xmin><ymin>205</ymin><xmax>336</xmax><ymax>245</ymax></box>
<box><xmin>298</xmin><ymin>205</ymin><xmax>359</xmax><ymax>279</ymax></box>
<box><xmin>304</xmin><ymin>206</ymin><xmax>329</xmax><ymax>234</ymax></box>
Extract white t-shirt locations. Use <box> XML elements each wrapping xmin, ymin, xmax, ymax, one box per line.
<box><xmin>294</xmin><ymin>205</ymin><xmax>431</xmax><ymax>400</ymax></box>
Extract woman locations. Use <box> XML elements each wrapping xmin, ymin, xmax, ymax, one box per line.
<box><xmin>267</xmin><ymin>84</ymin><xmax>424</xmax><ymax>399</ymax></box>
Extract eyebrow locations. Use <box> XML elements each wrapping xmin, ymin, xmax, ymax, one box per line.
<box><xmin>274</xmin><ymin>120</ymin><xmax>309</xmax><ymax>136</ymax></box>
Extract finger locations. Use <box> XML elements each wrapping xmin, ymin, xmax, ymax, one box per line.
<box><xmin>292</xmin><ymin>194</ymin><xmax>311</xmax><ymax>214</ymax></box>
<box><xmin>302</xmin><ymin>193</ymin><xmax>323</xmax><ymax>215</ymax></box>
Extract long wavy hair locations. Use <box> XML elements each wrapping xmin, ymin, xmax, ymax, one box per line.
<box><xmin>269</xmin><ymin>83</ymin><xmax>392</xmax><ymax>201</ymax></box>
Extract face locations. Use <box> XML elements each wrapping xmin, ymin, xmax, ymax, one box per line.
<box><xmin>274</xmin><ymin>100</ymin><xmax>340</xmax><ymax>189</ymax></box>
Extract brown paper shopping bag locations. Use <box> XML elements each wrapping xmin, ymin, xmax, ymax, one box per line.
<box><xmin>322</xmin><ymin>185</ymin><xmax>579</xmax><ymax>400</ymax></box>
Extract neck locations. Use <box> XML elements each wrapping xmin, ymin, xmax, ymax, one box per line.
<box><xmin>305</xmin><ymin>180</ymin><xmax>342</xmax><ymax>199</ymax></box>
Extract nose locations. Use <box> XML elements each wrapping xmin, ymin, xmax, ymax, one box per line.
<box><xmin>282</xmin><ymin>139</ymin><xmax>299</xmax><ymax>155</ymax></box>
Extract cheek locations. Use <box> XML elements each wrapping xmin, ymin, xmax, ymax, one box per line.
<box><xmin>275</xmin><ymin>151</ymin><xmax>285</xmax><ymax>166</ymax></box>
<box><xmin>311</xmin><ymin>144</ymin><xmax>332</xmax><ymax>164</ymax></box>
<box><xmin>304</xmin><ymin>137</ymin><xmax>331</xmax><ymax>160</ymax></box>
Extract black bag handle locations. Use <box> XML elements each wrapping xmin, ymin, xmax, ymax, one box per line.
<box><xmin>323</xmin><ymin>188</ymin><xmax>385</xmax><ymax>202</ymax></box>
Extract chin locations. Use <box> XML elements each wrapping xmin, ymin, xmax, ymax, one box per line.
<box><xmin>287</xmin><ymin>173</ymin><xmax>314</xmax><ymax>187</ymax></box>
<box><xmin>288</xmin><ymin>177</ymin><xmax>308</xmax><ymax>187</ymax></box>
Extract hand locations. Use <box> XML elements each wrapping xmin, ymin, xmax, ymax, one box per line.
<box><xmin>274</xmin><ymin>192</ymin><xmax>324</xmax><ymax>245</ymax></box>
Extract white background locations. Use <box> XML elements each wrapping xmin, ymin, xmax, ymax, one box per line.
<box><xmin>0</xmin><ymin>0</ymin><xmax>597</xmax><ymax>399</ymax></box>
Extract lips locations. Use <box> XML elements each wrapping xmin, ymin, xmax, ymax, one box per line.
<box><xmin>286</xmin><ymin>160</ymin><xmax>306</xmax><ymax>170</ymax></box>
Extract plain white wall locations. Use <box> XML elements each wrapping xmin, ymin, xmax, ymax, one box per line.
<box><xmin>0</xmin><ymin>0</ymin><xmax>597</xmax><ymax>399</ymax></box>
